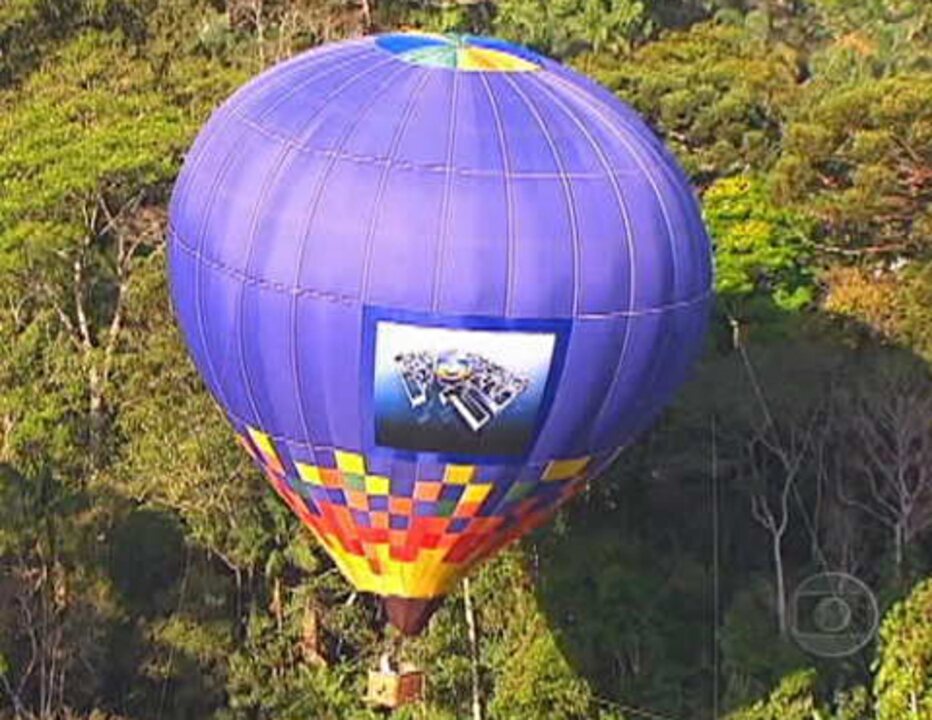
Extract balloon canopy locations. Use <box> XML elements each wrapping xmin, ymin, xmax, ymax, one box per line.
<box><xmin>167</xmin><ymin>32</ymin><xmax>712</xmax><ymax>635</ymax></box>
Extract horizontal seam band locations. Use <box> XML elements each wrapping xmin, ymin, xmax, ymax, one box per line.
<box><xmin>169</xmin><ymin>225</ymin><xmax>712</xmax><ymax>318</ymax></box>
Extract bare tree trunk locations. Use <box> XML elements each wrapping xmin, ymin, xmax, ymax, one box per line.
<box><xmin>894</xmin><ymin>522</ymin><xmax>904</xmax><ymax>576</ymax></box>
<box><xmin>252</xmin><ymin>0</ymin><xmax>265</xmax><ymax>66</ymax></box>
<box><xmin>88</xmin><ymin>367</ymin><xmax>105</xmax><ymax>468</ymax></box>
<box><xmin>360</xmin><ymin>0</ymin><xmax>372</xmax><ymax>31</ymax></box>
<box><xmin>773</xmin><ymin>536</ymin><xmax>787</xmax><ymax>636</ymax></box>
<box><xmin>45</xmin><ymin>193</ymin><xmax>148</xmax><ymax>472</ymax></box>
<box><xmin>463</xmin><ymin>578</ymin><xmax>483</xmax><ymax>720</ymax></box>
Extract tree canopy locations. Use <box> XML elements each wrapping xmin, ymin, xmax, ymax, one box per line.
<box><xmin>1</xmin><ymin>1</ymin><xmax>931</xmax><ymax>719</ymax></box>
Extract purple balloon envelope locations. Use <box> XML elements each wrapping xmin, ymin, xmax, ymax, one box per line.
<box><xmin>167</xmin><ymin>32</ymin><xmax>713</xmax><ymax>634</ymax></box>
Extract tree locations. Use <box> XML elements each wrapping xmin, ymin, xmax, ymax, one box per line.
<box><xmin>725</xmin><ymin>669</ymin><xmax>823</xmax><ymax>720</ymax></box>
<box><xmin>833</xmin><ymin>356</ymin><xmax>932</xmax><ymax>575</ymax></box>
<box><xmin>0</xmin><ymin>30</ymin><xmax>192</xmax><ymax>469</ymax></box>
<box><xmin>592</xmin><ymin>21</ymin><xmax>800</xmax><ymax>178</ymax></box>
<box><xmin>494</xmin><ymin>0</ymin><xmax>648</xmax><ymax>59</ymax></box>
<box><xmin>874</xmin><ymin>578</ymin><xmax>932</xmax><ymax>719</ymax></box>
<box><xmin>744</xmin><ymin>412</ymin><xmax>818</xmax><ymax>636</ymax></box>
<box><xmin>704</xmin><ymin>175</ymin><xmax>816</xmax><ymax>325</ymax></box>
<box><xmin>771</xmin><ymin>74</ymin><xmax>932</xmax><ymax>261</ymax></box>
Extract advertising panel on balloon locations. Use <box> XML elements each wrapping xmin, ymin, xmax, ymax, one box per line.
<box><xmin>167</xmin><ymin>30</ymin><xmax>713</xmax><ymax>635</ymax></box>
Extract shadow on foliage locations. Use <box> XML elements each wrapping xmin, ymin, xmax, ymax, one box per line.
<box><xmin>531</xmin><ymin>300</ymin><xmax>932</xmax><ymax>719</ymax></box>
<box><xmin>0</xmin><ymin>463</ymin><xmax>234</xmax><ymax>719</ymax></box>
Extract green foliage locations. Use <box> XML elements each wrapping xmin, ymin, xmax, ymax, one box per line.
<box><xmin>594</xmin><ymin>21</ymin><xmax>799</xmax><ymax>177</ymax></box>
<box><xmin>833</xmin><ymin>686</ymin><xmax>872</xmax><ymax>720</ymax></box>
<box><xmin>704</xmin><ymin>175</ymin><xmax>816</xmax><ymax>316</ymax></box>
<box><xmin>899</xmin><ymin>263</ymin><xmax>932</xmax><ymax>359</ymax></box>
<box><xmin>476</xmin><ymin>553</ymin><xmax>603</xmax><ymax>719</ymax></box>
<box><xmin>725</xmin><ymin>668</ymin><xmax>823</xmax><ymax>720</ymax></box>
<box><xmin>490</xmin><ymin>630</ymin><xmax>595</xmax><ymax>719</ymax></box>
<box><xmin>0</xmin><ymin>0</ymin><xmax>81</xmax><ymax>84</ymax></box>
<box><xmin>771</xmin><ymin>74</ymin><xmax>932</xmax><ymax>258</ymax></box>
<box><xmin>389</xmin><ymin>1</ymin><xmax>486</xmax><ymax>34</ymax></box>
<box><xmin>719</xmin><ymin>580</ymin><xmax>809</xmax><ymax>709</ymax></box>
<box><xmin>874</xmin><ymin>578</ymin><xmax>932</xmax><ymax>719</ymax></box>
<box><xmin>0</xmin><ymin>303</ymin><xmax>86</xmax><ymax>473</ymax></box>
<box><xmin>536</xmin><ymin>521</ymin><xmax>709</xmax><ymax>715</ymax></box>
<box><xmin>0</xmin><ymin>30</ymin><xmax>189</xmax><ymax>263</ymax></box>
<box><xmin>808</xmin><ymin>0</ymin><xmax>932</xmax><ymax>75</ymax></box>
<box><xmin>494</xmin><ymin>0</ymin><xmax>649</xmax><ymax>58</ymax></box>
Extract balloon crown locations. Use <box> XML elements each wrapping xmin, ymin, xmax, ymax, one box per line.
<box><xmin>375</xmin><ymin>32</ymin><xmax>542</xmax><ymax>72</ymax></box>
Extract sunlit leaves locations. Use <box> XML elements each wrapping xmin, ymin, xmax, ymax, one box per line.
<box><xmin>494</xmin><ymin>0</ymin><xmax>648</xmax><ymax>59</ymax></box>
<box><xmin>704</xmin><ymin>175</ymin><xmax>815</xmax><ymax>316</ymax></box>
<box><xmin>771</xmin><ymin>75</ymin><xmax>932</xmax><ymax>258</ymax></box>
<box><xmin>0</xmin><ymin>30</ymin><xmax>190</xmax><ymax>265</ymax></box>
<box><xmin>594</xmin><ymin>22</ymin><xmax>799</xmax><ymax>177</ymax></box>
<box><xmin>874</xmin><ymin>578</ymin><xmax>932</xmax><ymax>720</ymax></box>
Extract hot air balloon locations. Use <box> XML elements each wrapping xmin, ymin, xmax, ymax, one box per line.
<box><xmin>167</xmin><ymin>32</ymin><xmax>712</xmax><ymax>644</ymax></box>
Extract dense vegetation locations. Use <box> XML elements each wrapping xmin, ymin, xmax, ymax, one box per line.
<box><xmin>0</xmin><ymin>1</ymin><xmax>930</xmax><ymax>718</ymax></box>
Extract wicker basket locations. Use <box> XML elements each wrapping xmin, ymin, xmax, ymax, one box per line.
<box><xmin>366</xmin><ymin>664</ymin><xmax>425</xmax><ymax>708</ymax></box>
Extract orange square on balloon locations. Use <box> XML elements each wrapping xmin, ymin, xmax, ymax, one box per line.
<box><xmin>389</xmin><ymin>497</ymin><xmax>413</xmax><ymax>515</ymax></box>
<box><xmin>346</xmin><ymin>490</ymin><xmax>368</xmax><ymax>510</ymax></box>
<box><xmin>420</xmin><ymin>517</ymin><xmax>448</xmax><ymax>534</ymax></box>
<box><xmin>414</xmin><ymin>482</ymin><xmax>442</xmax><ymax>501</ymax></box>
<box><xmin>319</xmin><ymin>468</ymin><xmax>343</xmax><ymax>488</ymax></box>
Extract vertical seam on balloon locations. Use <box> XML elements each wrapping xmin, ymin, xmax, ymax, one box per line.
<box><xmin>478</xmin><ymin>73</ymin><xmax>517</xmax><ymax>317</ymax></box>
<box><xmin>234</xmin><ymin>150</ymin><xmax>298</xmax><ymax>431</ymax></box>
<box><xmin>174</xmin><ymin>47</ymin><xmax>375</xmax><ymax>206</ymax></box>
<box><xmin>540</xmin><ymin>73</ymin><xmax>685</xmax><ymax>448</ymax></box>
<box><xmin>190</xmin><ymin>126</ymin><xmax>256</xmax><ymax>420</ymax></box>
<box><xmin>221</xmin><ymin>47</ymin><xmax>380</xmax><ymax>145</ymax></box>
<box><xmin>172</xmin><ymin>49</ymin><xmax>326</xmax><ymax>199</ymax></box>
<box><xmin>526</xmin><ymin>71</ymin><xmax>637</xmax><ymax>454</ymax></box>
<box><xmin>430</xmin><ymin>67</ymin><xmax>462</xmax><ymax>313</ymax></box>
<box><xmin>360</xmin><ymin>70</ymin><xmax>435</xmax><ymax>302</ymax></box>
<box><xmin>231</xmin><ymin>58</ymin><xmax>389</xmax><ymax>431</ymax></box>
<box><xmin>287</xmin><ymin>60</ymin><xmax>413</xmax><ymax>456</ymax></box>
<box><xmin>528</xmin><ymin>74</ymin><xmax>637</xmax><ymax>316</ymax></box>
<box><xmin>182</xmin><ymin>47</ymin><xmax>379</xmax><ymax>249</ymax></box>
<box><xmin>188</xmin><ymin>50</ymin><xmax>383</xmax><ymax>431</ymax></box>
<box><xmin>545</xmin><ymin>73</ymin><xmax>683</xmax><ymax>303</ymax></box>
<box><xmin>500</xmin><ymin>72</ymin><xmax>581</xmax><ymax>317</ymax></box>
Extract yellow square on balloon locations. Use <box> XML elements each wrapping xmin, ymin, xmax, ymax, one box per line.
<box><xmin>543</xmin><ymin>457</ymin><xmax>590</xmax><ymax>481</ymax></box>
<box><xmin>365</xmin><ymin>474</ymin><xmax>390</xmax><ymax>496</ymax></box>
<box><xmin>295</xmin><ymin>462</ymin><xmax>322</xmax><ymax>485</ymax></box>
<box><xmin>444</xmin><ymin>465</ymin><xmax>475</xmax><ymax>485</ymax></box>
<box><xmin>335</xmin><ymin>450</ymin><xmax>366</xmax><ymax>475</ymax></box>
<box><xmin>462</xmin><ymin>484</ymin><xmax>491</xmax><ymax>504</ymax></box>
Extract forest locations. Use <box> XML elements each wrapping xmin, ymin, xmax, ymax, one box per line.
<box><xmin>0</xmin><ymin>0</ymin><xmax>931</xmax><ymax>718</ymax></box>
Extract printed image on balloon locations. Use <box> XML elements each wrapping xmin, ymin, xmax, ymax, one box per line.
<box><xmin>372</xmin><ymin>320</ymin><xmax>558</xmax><ymax>457</ymax></box>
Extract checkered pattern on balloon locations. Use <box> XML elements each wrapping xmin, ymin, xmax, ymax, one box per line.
<box><xmin>240</xmin><ymin>423</ymin><xmax>612</xmax><ymax>599</ymax></box>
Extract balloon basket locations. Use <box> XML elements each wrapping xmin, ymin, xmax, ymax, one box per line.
<box><xmin>366</xmin><ymin>664</ymin><xmax>425</xmax><ymax>709</ymax></box>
